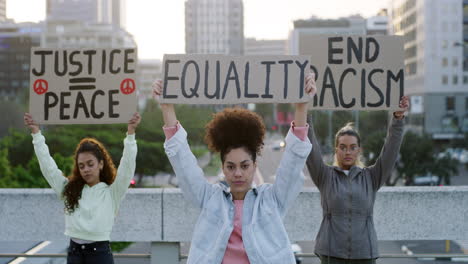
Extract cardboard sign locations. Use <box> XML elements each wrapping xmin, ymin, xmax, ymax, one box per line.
<box><xmin>160</xmin><ymin>54</ymin><xmax>312</xmax><ymax>104</ymax></box>
<box><xmin>29</xmin><ymin>48</ymin><xmax>138</xmax><ymax>124</ymax></box>
<box><xmin>299</xmin><ymin>35</ymin><xmax>404</xmax><ymax>110</ymax></box>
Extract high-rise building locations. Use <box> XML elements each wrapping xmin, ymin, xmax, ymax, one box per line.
<box><xmin>367</xmin><ymin>9</ymin><xmax>388</xmax><ymax>35</ymax></box>
<box><xmin>46</xmin><ymin>0</ymin><xmax>126</xmax><ymax>29</ymax></box>
<box><xmin>244</xmin><ymin>38</ymin><xmax>286</xmax><ymax>55</ymax></box>
<box><xmin>0</xmin><ymin>0</ymin><xmax>6</xmax><ymax>23</ymax></box>
<box><xmin>41</xmin><ymin>20</ymin><xmax>135</xmax><ymax>49</ymax></box>
<box><xmin>288</xmin><ymin>16</ymin><xmax>366</xmax><ymax>55</ymax></box>
<box><xmin>0</xmin><ymin>22</ymin><xmax>42</xmax><ymax>102</ymax></box>
<box><xmin>185</xmin><ymin>0</ymin><xmax>244</xmax><ymax>55</ymax></box>
<box><xmin>388</xmin><ymin>0</ymin><xmax>468</xmax><ymax>139</ymax></box>
<box><xmin>137</xmin><ymin>59</ymin><xmax>162</xmax><ymax>109</ymax></box>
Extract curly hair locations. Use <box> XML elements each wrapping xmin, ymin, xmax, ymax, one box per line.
<box><xmin>205</xmin><ymin>107</ymin><xmax>265</xmax><ymax>163</ymax></box>
<box><xmin>63</xmin><ymin>138</ymin><xmax>116</xmax><ymax>214</ymax></box>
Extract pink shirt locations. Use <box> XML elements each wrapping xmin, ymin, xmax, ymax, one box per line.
<box><xmin>222</xmin><ymin>200</ymin><xmax>249</xmax><ymax>264</ymax></box>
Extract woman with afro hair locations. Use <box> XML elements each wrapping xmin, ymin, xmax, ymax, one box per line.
<box><xmin>23</xmin><ymin>112</ymin><xmax>140</xmax><ymax>264</ymax></box>
<box><xmin>152</xmin><ymin>74</ymin><xmax>315</xmax><ymax>264</ymax></box>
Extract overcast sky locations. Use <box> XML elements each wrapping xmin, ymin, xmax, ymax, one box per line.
<box><xmin>6</xmin><ymin>0</ymin><xmax>388</xmax><ymax>59</ymax></box>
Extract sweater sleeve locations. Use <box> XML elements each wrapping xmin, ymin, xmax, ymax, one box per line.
<box><xmin>110</xmin><ymin>133</ymin><xmax>137</xmax><ymax>211</ymax></box>
<box><xmin>32</xmin><ymin>132</ymin><xmax>68</xmax><ymax>198</ymax></box>
<box><xmin>367</xmin><ymin>117</ymin><xmax>405</xmax><ymax>190</ymax></box>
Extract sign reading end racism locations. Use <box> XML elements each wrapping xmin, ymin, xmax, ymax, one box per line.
<box><xmin>160</xmin><ymin>54</ymin><xmax>312</xmax><ymax>104</ymax></box>
<box><xmin>302</xmin><ymin>35</ymin><xmax>405</xmax><ymax>110</ymax></box>
<box><xmin>29</xmin><ymin>48</ymin><xmax>138</xmax><ymax>124</ymax></box>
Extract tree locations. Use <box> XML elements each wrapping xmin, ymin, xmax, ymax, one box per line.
<box><xmin>397</xmin><ymin>132</ymin><xmax>459</xmax><ymax>186</ymax></box>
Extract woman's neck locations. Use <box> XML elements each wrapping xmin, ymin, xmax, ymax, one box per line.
<box><xmin>231</xmin><ymin>191</ymin><xmax>247</xmax><ymax>200</ymax></box>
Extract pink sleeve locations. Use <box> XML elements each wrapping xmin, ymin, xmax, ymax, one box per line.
<box><xmin>163</xmin><ymin>123</ymin><xmax>180</xmax><ymax>140</ymax></box>
<box><xmin>291</xmin><ymin>122</ymin><xmax>309</xmax><ymax>141</ymax></box>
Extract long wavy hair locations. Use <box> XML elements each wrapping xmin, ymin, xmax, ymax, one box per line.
<box><xmin>63</xmin><ymin>138</ymin><xmax>116</xmax><ymax>214</ymax></box>
<box><xmin>333</xmin><ymin>122</ymin><xmax>365</xmax><ymax>168</ymax></box>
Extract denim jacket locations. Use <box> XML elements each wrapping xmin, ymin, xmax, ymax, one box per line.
<box><xmin>164</xmin><ymin>125</ymin><xmax>312</xmax><ymax>264</ymax></box>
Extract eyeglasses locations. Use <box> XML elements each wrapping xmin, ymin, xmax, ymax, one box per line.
<box><xmin>337</xmin><ymin>146</ymin><xmax>360</xmax><ymax>153</ymax></box>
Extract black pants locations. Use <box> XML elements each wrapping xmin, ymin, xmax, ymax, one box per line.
<box><xmin>320</xmin><ymin>255</ymin><xmax>376</xmax><ymax>264</ymax></box>
<box><xmin>67</xmin><ymin>240</ymin><xmax>114</xmax><ymax>264</ymax></box>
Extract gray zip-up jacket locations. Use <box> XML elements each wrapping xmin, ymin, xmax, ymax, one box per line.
<box><xmin>164</xmin><ymin>125</ymin><xmax>312</xmax><ymax>264</ymax></box>
<box><xmin>306</xmin><ymin>117</ymin><xmax>404</xmax><ymax>259</ymax></box>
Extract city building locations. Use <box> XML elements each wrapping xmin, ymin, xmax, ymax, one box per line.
<box><xmin>137</xmin><ymin>59</ymin><xmax>162</xmax><ymax>109</ymax></box>
<box><xmin>0</xmin><ymin>0</ymin><xmax>6</xmax><ymax>23</ymax></box>
<box><xmin>288</xmin><ymin>16</ymin><xmax>366</xmax><ymax>55</ymax></box>
<box><xmin>367</xmin><ymin>9</ymin><xmax>388</xmax><ymax>35</ymax></box>
<box><xmin>244</xmin><ymin>38</ymin><xmax>286</xmax><ymax>55</ymax></box>
<box><xmin>41</xmin><ymin>20</ymin><xmax>135</xmax><ymax>49</ymax></box>
<box><xmin>0</xmin><ymin>22</ymin><xmax>42</xmax><ymax>102</ymax></box>
<box><xmin>388</xmin><ymin>0</ymin><xmax>468</xmax><ymax>139</ymax></box>
<box><xmin>185</xmin><ymin>0</ymin><xmax>244</xmax><ymax>55</ymax></box>
<box><xmin>46</xmin><ymin>0</ymin><xmax>126</xmax><ymax>29</ymax></box>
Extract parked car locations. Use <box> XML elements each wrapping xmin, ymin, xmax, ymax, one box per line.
<box><xmin>413</xmin><ymin>175</ymin><xmax>440</xmax><ymax>186</ymax></box>
<box><xmin>272</xmin><ymin>140</ymin><xmax>286</xmax><ymax>151</ymax></box>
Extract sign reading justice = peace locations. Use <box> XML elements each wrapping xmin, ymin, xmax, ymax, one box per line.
<box><xmin>29</xmin><ymin>48</ymin><xmax>138</xmax><ymax>124</ymax></box>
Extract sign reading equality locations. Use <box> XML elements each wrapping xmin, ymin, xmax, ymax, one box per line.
<box><xmin>301</xmin><ymin>35</ymin><xmax>405</xmax><ymax>110</ymax></box>
<box><xmin>160</xmin><ymin>54</ymin><xmax>312</xmax><ymax>104</ymax></box>
<box><xmin>29</xmin><ymin>48</ymin><xmax>138</xmax><ymax>124</ymax></box>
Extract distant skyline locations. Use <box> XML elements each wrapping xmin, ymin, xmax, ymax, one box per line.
<box><xmin>6</xmin><ymin>0</ymin><xmax>388</xmax><ymax>59</ymax></box>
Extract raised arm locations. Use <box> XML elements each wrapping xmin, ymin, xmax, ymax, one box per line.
<box><xmin>152</xmin><ymin>80</ymin><xmax>216</xmax><ymax>209</ymax></box>
<box><xmin>271</xmin><ymin>74</ymin><xmax>314</xmax><ymax>215</ymax></box>
<box><xmin>368</xmin><ymin>96</ymin><xmax>409</xmax><ymax>190</ymax></box>
<box><xmin>110</xmin><ymin>112</ymin><xmax>140</xmax><ymax>207</ymax></box>
<box><xmin>24</xmin><ymin>113</ymin><xmax>68</xmax><ymax>197</ymax></box>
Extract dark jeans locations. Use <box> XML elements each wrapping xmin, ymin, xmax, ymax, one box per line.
<box><xmin>67</xmin><ymin>240</ymin><xmax>114</xmax><ymax>264</ymax></box>
<box><xmin>320</xmin><ymin>255</ymin><xmax>376</xmax><ymax>264</ymax></box>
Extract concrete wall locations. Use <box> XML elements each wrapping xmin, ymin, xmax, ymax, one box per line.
<box><xmin>1</xmin><ymin>187</ymin><xmax>467</xmax><ymax>242</ymax></box>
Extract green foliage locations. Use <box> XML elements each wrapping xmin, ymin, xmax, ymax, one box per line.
<box><xmin>397</xmin><ymin>131</ymin><xmax>459</xmax><ymax>185</ymax></box>
<box><xmin>110</xmin><ymin>242</ymin><xmax>132</xmax><ymax>252</ymax></box>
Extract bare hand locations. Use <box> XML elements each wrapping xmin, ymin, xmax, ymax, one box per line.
<box><xmin>127</xmin><ymin>112</ymin><xmax>141</xmax><ymax>135</ymax></box>
<box><xmin>295</xmin><ymin>72</ymin><xmax>317</xmax><ymax>109</ymax></box>
<box><xmin>24</xmin><ymin>113</ymin><xmax>40</xmax><ymax>134</ymax></box>
<box><xmin>394</xmin><ymin>96</ymin><xmax>409</xmax><ymax>119</ymax></box>
<box><xmin>152</xmin><ymin>79</ymin><xmax>163</xmax><ymax>99</ymax></box>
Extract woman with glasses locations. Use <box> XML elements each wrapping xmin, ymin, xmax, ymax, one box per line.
<box><xmin>306</xmin><ymin>76</ymin><xmax>409</xmax><ymax>264</ymax></box>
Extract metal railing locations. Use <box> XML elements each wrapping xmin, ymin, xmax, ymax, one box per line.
<box><xmin>1</xmin><ymin>253</ymin><xmax>467</xmax><ymax>259</ymax></box>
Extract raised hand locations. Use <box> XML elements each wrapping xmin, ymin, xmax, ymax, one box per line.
<box><xmin>294</xmin><ymin>72</ymin><xmax>317</xmax><ymax>126</ymax></box>
<box><xmin>127</xmin><ymin>112</ymin><xmax>141</xmax><ymax>135</ymax></box>
<box><xmin>24</xmin><ymin>113</ymin><xmax>40</xmax><ymax>134</ymax></box>
<box><xmin>394</xmin><ymin>96</ymin><xmax>409</xmax><ymax>119</ymax></box>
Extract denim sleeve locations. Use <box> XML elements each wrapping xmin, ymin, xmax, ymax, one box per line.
<box><xmin>164</xmin><ymin>125</ymin><xmax>218</xmax><ymax>209</ymax></box>
<box><xmin>271</xmin><ymin>128</ymin><xmax>312</xmax><ymax>216</ymax></box>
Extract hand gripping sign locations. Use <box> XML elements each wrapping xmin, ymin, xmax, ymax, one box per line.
<box><xmin>29</xmin><ymin>48</ymin><xmax>138</xmax><ymax>124</ymax></box>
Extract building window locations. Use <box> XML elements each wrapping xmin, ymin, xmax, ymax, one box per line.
<box><xmin>442</xmin><ymin>57</ymin><xmax>448</xmax><ymax>67</ymax></box>
<box><xmin>446</xmin><ymin>96</ymin><xmax>455</xmax><ymax>111</ymax></box>
<box><xmin>454</xmin><ymin>75</ymin><xmax>459</xmax><ymax>85</ymax></box>
<box><xmin>442</xmin><ymin>75</ymin><xmax>449</xmax><ymax>84</ymax></box>
<box><xmin>464</xmin><ymin>76</ymin><xmax>468</xmax><ymax>84</ymax></box>
<box><xmin>442</xmin><ymin>115</ymin><xmax>459</xmax><ymax>133</ymax></box>
<box><xmin>453</xmin><ymin>58</ymin><xmax>459</xmax><ymax>67</ymax></box>
<box><xmin>442</xmin><ymin>40</ymin><xmax>448</xmax><ymax>49</ymax></box>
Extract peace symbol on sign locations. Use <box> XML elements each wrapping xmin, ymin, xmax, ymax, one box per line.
<box><xmin>120</xmin><ymin>78</ymin><xmax>136</xmax><ymax>95</ymax></box>
<box><xmin>33</xmin><ymin>79</ymin><xmax>48</xmax><ymax>95</ymax></box>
